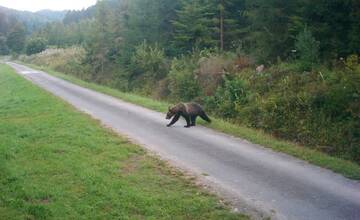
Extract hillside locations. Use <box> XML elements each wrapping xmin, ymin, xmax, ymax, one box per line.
<box><xmin>0</xmin><ymin>6</ymin><xmax>67</xmax><ymax>33</ymax></box>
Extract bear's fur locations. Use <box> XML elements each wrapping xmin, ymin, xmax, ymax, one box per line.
<box><xmin>166</xmin><ymin>102</ymin><xmax>211</xmax><ymax>128</ymax></box>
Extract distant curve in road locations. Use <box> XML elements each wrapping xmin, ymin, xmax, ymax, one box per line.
<box><xmin>7</xmin><ymin>62</ymin><xmax>360</xmax><ymax>220</ymax></box>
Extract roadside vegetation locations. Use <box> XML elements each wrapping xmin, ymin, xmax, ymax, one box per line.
<box><xmin>0</xmin><ymin>64</ymin><xmax>248</xmax><ymax>219</ymax></box>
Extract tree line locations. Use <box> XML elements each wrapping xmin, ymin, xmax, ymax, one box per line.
<box><xmin>28</xmin><ymin>0</ymin><xmax>359</xmax><ymax>59</ymax></box>
<box><xmin>0</xmin><ymin>7</ymin><xmax>65</xmax><ymax>55</ymax></box>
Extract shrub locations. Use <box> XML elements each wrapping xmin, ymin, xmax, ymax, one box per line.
<box><xmin>209</xmin><ymin>75</ymin><xmax>251</xmax><ymax>118</ymax></box>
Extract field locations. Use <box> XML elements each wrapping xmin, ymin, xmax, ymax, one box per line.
<box><xmin>0</xmin><ymin>64</ymin><xmax>247</xmax><ymax>219</ymax></box>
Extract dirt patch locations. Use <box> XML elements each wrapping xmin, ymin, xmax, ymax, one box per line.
<box><xmin>26</xmin><ymin>197</ymin><xmax>51</xmax><ymax>205</ymax></box>
<box><xmin>53</xmin><ymin>149</ymin><xmax>66</xmax><ymax>154</ymax></box>
<box><xmin>120</xmin><ymin>155</ymin><xmax>146</xmax><ymax>175</ymax></box>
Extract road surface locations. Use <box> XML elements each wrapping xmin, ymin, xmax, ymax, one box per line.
<box><xmin>7</xmin><ymin>62</ymin><xmax>360</xmax><ymax>220</ymax></box>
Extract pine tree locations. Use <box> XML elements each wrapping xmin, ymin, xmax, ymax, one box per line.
<box><xmin>295</xmin><ymin>26</ymin><xmax>320</xmax><ymax>70</ymax></box>
<box><xmin>86</xmin><ymin>0</ymin><xmax>112</xmax><ymax>77</ymax></box>
<box><xmin>172</xmin><ymin>0</ymin><xmax>216</xmax><ymax>53</ymax></box>
<box><xmin>301</xmin><ymin>0</ymin><xmax>356</xmax><ymax>58</ymax></box>
<box><xmin>244</xmin><ymin>0</ymin><xmax>300</xmax><ymax>61</ymax></box>
<box><xmin>349</xmin><ymin>0</ymin><xmax>360</xmax><ymax>54</ymax></box>
<box><xmin>123</xmin><ymin>0</ymin><xmax>178</xmax><ymax>52</ymax></box>
<box><xmin>213</xmin><ymin>0</ymin><xmax>247</xmax><ymax>50</ymax></box>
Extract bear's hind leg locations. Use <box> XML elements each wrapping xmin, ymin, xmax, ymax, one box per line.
<box><xmin>200</xmin><ymin>111</ymin><xmax>211</xmax><ymax>123</ymax></box>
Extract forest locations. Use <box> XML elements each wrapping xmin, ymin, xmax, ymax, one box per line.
<box><xmin>1</xmin><ymin>0</ymin><xmax>359</xmax><ymax>163</ymax></box>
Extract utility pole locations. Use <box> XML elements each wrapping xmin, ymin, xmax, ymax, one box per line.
<box><xmin>220</xmin><ymin>0</ymin><xmax>224</xmax><ymax>51</ymax></box>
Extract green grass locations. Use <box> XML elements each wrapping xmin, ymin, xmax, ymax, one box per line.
<box><xmin>19</xmin><ymin>62</ymin><xmax>360</xmax><ymax>180</ymax></box>
<box><xmin>0</xmin><ymin>64</ymin><xmax>248</xmax><ymax>219</ymax></box>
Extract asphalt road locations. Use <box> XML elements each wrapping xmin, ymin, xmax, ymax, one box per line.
<box><xmin>7</xmin><ymin>62</ymin><xmax>360</xmax><ymax>220</ymax></box>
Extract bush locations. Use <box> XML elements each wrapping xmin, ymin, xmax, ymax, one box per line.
<box><xmin>26</xmin><ymin>38</ymin><xmax>47</xmax><ymax>55</ymax></box>
<box><xmin>208</xmin><ymin>75</ymin><xmax>251</xmax><ymax>118</ymax></box>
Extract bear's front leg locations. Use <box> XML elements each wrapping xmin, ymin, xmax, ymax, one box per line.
<box><xmin>167</xmin><ymin>114</ymin><xmax>180</xmax><ymax>127</ymax></box>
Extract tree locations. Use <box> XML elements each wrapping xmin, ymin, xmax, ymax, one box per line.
<box><xmin>122</xmin><ymin>0</ymin><xmax>179</xmax><ymax>56</ymax></box>
<box><xmin>213</xmin><ymin>0</ymin><xmax>247</xmax><ymax>50</ymax></box>
<box><xmin>348</xmin><ymin>0</ymin><xmax>360</xmax><ymax>55</ymax></box>
<box><xmin>26</xmin><ymin>38</ymin><xmax>47</xmax><ymax>55</ymax></box>
<box><xmin>85</xmin><ymin>0</ymin><xmax>112</xmax><ymax>78</ymax></box>
<box><xmin>0</xmin><ymin>35</ymin><xmax>9</xmax><ymax>55</ymax></box>
<box><xmin>172</xmin><ymin>0</ymin><xmax>216</xmax><ymax>53</ymax></box>
<box><xmin>6</xmin><ymin>22</ymin><xmax>26</xmax><ymax>53</ymax></box>
<box><xmin>300</xmin><ymin>0</ymin><xmax>358</xmax><ymax>58</ymax></box>
<box><xmin>244</xmin><ymin>0</ymin><xmax>300</xmax><ymax>62</ymax></box>
<box><xmin>295</xmin><ymin>26</ymin><xmax>320</xmax><ymax>70</ymax></box>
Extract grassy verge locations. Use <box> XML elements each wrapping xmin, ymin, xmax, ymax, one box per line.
<box><xmin>18</xmin><ymin>62</ymin><xmax>360</xmax><ymax>180</ymax></box>
<box><xmin>0</xmin><ymin>64</ymin><xmax>248</xmax><ymax>219</ymax></box>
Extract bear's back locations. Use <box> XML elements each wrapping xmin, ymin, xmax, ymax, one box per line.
<box><xmin>184</xmin><ymin>102</ymin><xmax>203</xmax><ymax>115</ymax></box>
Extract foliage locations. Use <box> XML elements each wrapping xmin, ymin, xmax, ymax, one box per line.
<box><xmin>130</xmin><ymin>41</ymin><xmax>168</xmax><ymax>80</ymax></box>
<box><xmin>168</xmin><ymin>55</ymin><xmax>201</xmax><ymax>101</ymax></box>
<box><xmin>124</xmin><ymin>0</ymin><xmax>179</xmax><ymax>56</ymax></box>
<box><xmin>300</xmin><ymin>0</ymin><xmax>359</xmax><ymax>58</ymax></box>
<box><xmin>295</xmin><ymin>26</ymin><xmax>320</xmax><ymax>70</ymax></box>
<box><xmin>0</xmin><ymin>35</ymin><xmax>9</xmax><ymax>55</ymax></box>
<box><xmin>231</xmin><ymin>61</ymin><xmax>360</xmax><ymax>162</ymax></box>
<box><xmin>6</xmin><ymin>22</ymin><xmax>26</xmax><ymax>53</ymax></box>
<box><xmin>172</xmin><ymin>0</ymin><xmax>216</xmax><ymax>52</ymax></box>
<box><xmin>129</xmin><ymin>41</ymin><xmax>169</xmax><ymax>94</ymax></box>
<box><xmin>25</xmin><ymin>38</ymin><xmax>47</xmax><ymax>55</ymax></box>
<box><xmin>63</xmin><ymin>7</ymin><xmax>96</xmax><ymax>25</ymax></box>
<box><xmin>243</xmin><ymin>0</ymin><xmax>300</xmax><ymax>62</ymax></box>
<box><xmin>208</xmin><ymin>75</ymin><xmax>251</xmax><ymax>118</ymax></box>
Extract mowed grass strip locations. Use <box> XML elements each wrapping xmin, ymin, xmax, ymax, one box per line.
<box><xmin>22</xmin><ymin>63</ymin><xmax>360</xmax><ymax>180</ymax></box>
<box><xmin>0</xmin><ymin>64</ymin><xmax>248</xmax><ymax>220</ymax></box>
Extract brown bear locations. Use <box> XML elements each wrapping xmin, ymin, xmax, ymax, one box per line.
<box><xmin>166</xmin><ymin>102</ymin><xmax>211</xmax><ymax>128</ymax></box>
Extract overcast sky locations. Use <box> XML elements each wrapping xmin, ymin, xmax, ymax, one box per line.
<box><xmin>0</xmin><ymin>0</ymin><xmax>97</xmax><ymax>12</ymax></box>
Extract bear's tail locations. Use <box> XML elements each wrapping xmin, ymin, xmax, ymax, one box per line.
<box><xmin>200</xmin><ymin>112</ymin><xmax>211</xmax><ymax>123</ymax></box>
